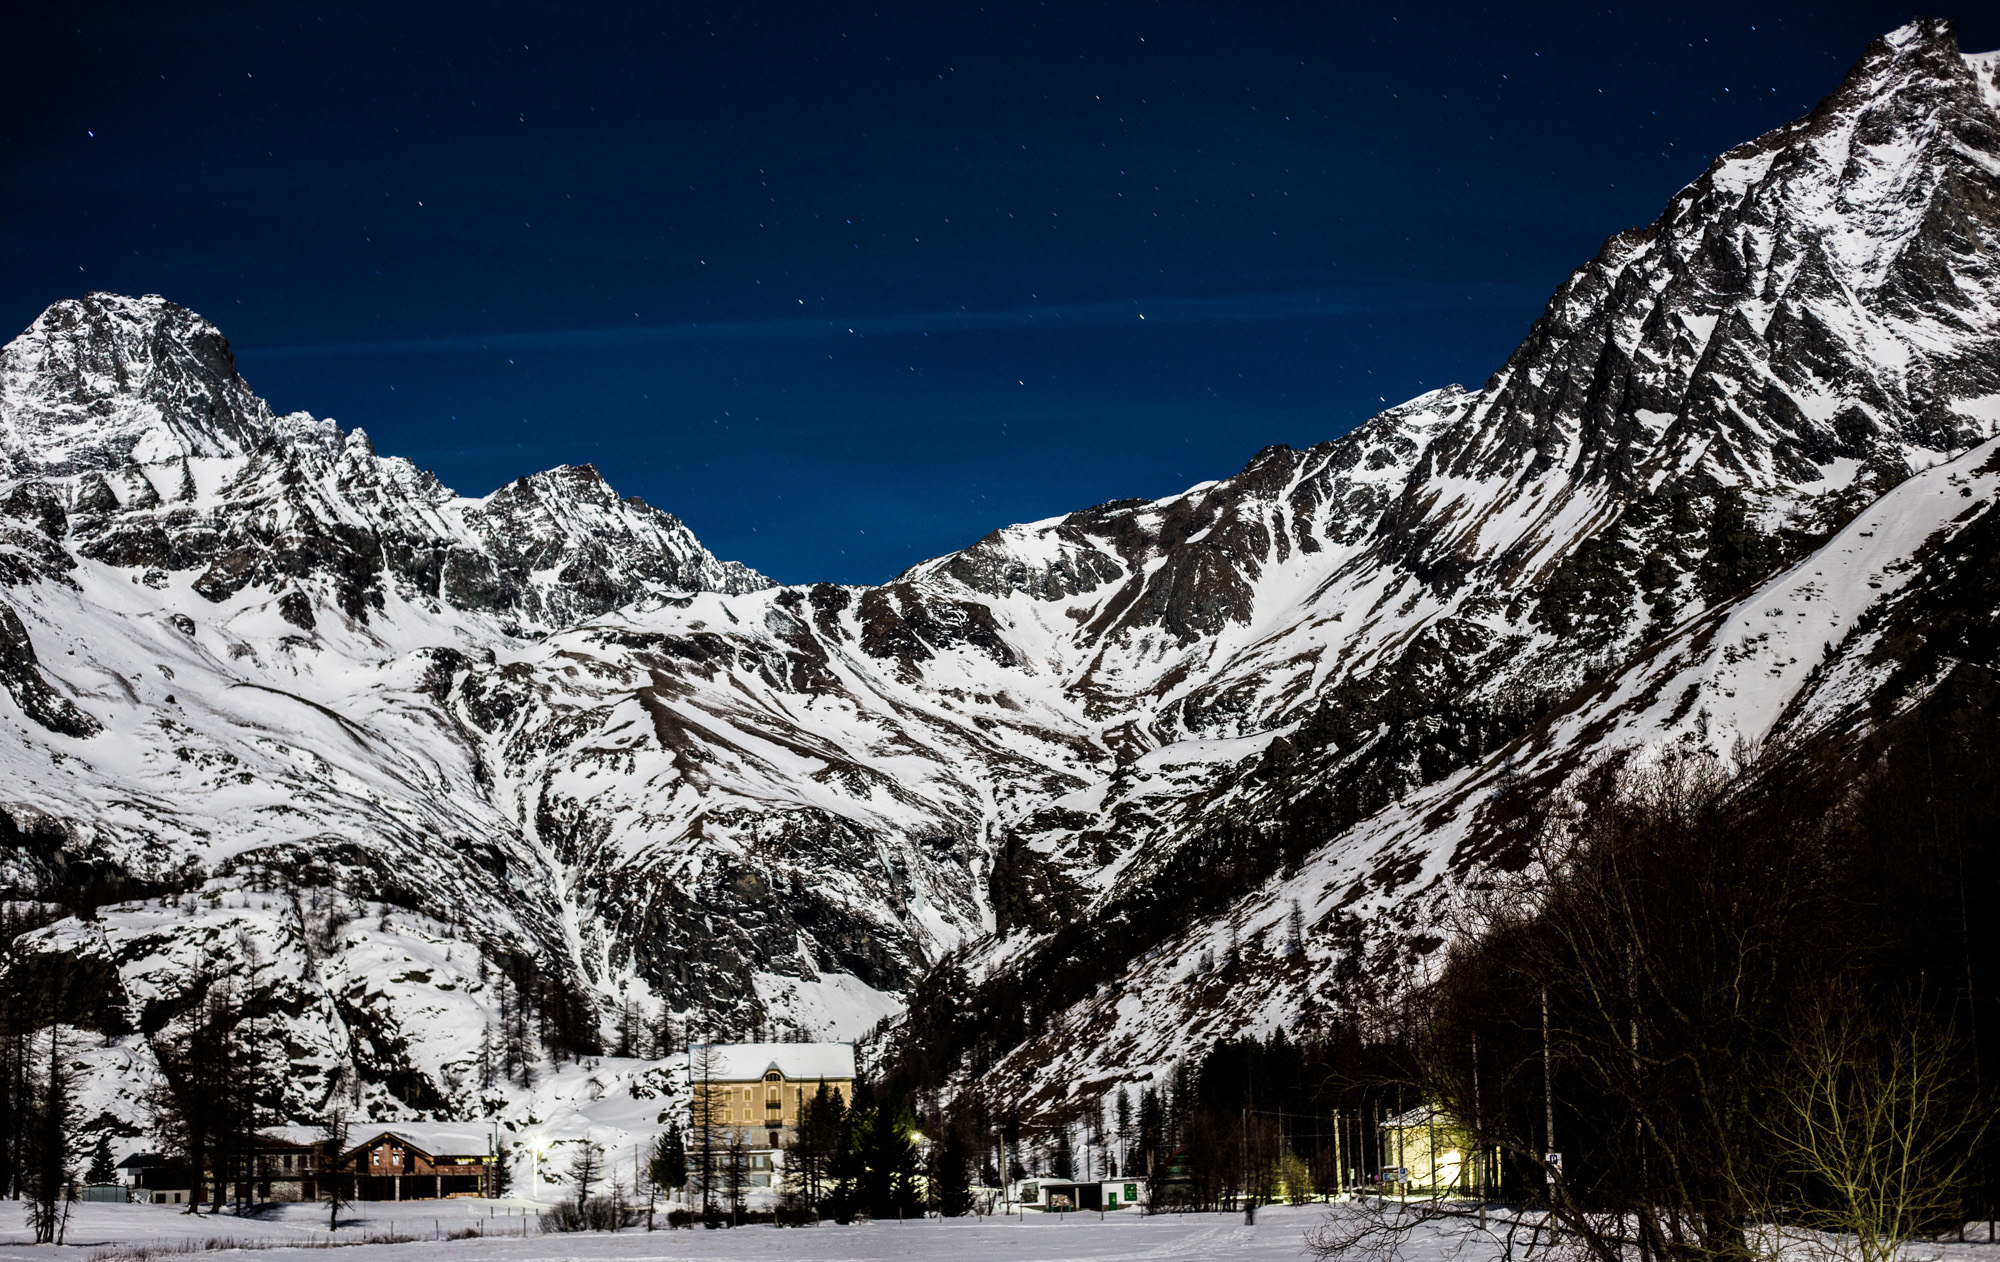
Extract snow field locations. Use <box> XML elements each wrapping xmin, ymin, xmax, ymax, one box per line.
<box><xmin>10</xmin><ymin>1204</ymin><xmax>1998</xmax><ymax>1262</ymax></box>
<box><xmin>0</xmin><ymin>1201</ymin><xmax>1321</xmax><ymax>1262</ymax></box>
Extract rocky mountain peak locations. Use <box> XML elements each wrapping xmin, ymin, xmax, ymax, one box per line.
<box><xmin>0</xmin><ymin>294</ymin><xmax>772</xmax><ymax>629</ymax></box>
<box><xmin>0</xmin><ymin>292</ymin><xmax>274</xmax><ymax>477</ymax></box>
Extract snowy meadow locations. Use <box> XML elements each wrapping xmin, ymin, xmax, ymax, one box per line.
<box><xmin>0</xmin><ymin>1201</ymin><xmax>1316</xmax><ymax>1262</ymax></box>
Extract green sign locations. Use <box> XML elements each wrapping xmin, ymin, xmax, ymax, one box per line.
<box><xmin>1124</xmin><ymin>1183</ymin><xmax>1138</xmax><ymax>1199</ymax></box>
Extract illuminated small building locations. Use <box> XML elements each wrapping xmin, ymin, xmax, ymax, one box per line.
<box><xmin>1378</xmin><ymin>1105</ymin><xmax>1482</xmax><ymax>1194</ymax></box>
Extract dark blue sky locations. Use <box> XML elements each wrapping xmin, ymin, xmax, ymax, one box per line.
<box><xmin>7</xmin><ymin>4</ymin><xmax>1996</xmax><ymax>584</ymax></box>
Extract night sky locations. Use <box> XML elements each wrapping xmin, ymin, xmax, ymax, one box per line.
<box><xmin>7</xmin><ymin>5</ymin><xmax>1997</xmax><ymax>585</ymax></box>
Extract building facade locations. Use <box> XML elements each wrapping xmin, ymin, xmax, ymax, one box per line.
<box><xmin>337</xmin><ymin>1125</ymin><xmax>498</xmax><ymax>1201</ymax></box>
<box><xmin>688</xmin><ymin>1042</ymin><xmax>857</xmax><ymax>1150</ymax></box>
<box><xmin>1010</xmin><ymin>1176</ymin><xmax>1147</xmax><ymax>1211</ymax></box>
<box><xmin>119</xmin><ymin>1124</ymin><xmax>499</xmax><ymax>1205</ymax></box>
<box><xmin>1379</xmin><ymin>1105</ymin><xmax>1484</xmax><ymax>1194</ymax></box>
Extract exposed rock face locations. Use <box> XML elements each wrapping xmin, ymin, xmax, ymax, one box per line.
<box><xmin>0</xmin><ymin>19</ymin><xmax>1995</xmax><ymax>1140</ymax></box>
<box><xmin>0</xmin><ymin>602</ymin><xmax>100</xmax><ymax>737</ymax></box>
<box><xmin>0</xmin><ymin>292</ymin><xmax>273</xmax><ymax>477</ymax></box>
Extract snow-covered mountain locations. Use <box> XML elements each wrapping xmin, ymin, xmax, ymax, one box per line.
<box><xmin>2</xmin><ymin>18</ymin><xmax>1997</xmax><ymax>1162</ymax></box>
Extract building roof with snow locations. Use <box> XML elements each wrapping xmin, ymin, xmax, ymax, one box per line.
<box><xmin>689</xmin><ymin>1041</ymin><xmax>856</xmax><ymax>1083</ymax></box>
<box><xmin>351</xmin><ymin>1123</ymin><xmax>498</xmax><ymax>1156</ymax></box>
<box><xmin>1380</xmin><ymin>1105</ymin><xmax>1456</xmax><ymax>1130</ymax></box>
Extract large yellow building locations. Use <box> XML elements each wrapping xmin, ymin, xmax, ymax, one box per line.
<box><xmin>688</xmin><ymin>1042</ymin><xmax>856</xmax><ymax>1149</ymax></box>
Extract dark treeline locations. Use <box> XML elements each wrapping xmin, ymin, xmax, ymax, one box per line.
<box><xmin>145</xmin><ymin>957</ymin><xmax>287</xmax><ymax>1214</ymax></box>
<box><xmin>870</xmin><ymin>1021</ymin><xmax>1440</xmax><ymax>1215</ymax></box>
<box><xmin>0</xmin><ymin>899</ymin><xmax>118</xmax><ymax>1241</ymax></box>
<box><xmin>1120</xmin><ymin>1029</ymin><xmax>1419</xmax><ymax>1210</ymax></box>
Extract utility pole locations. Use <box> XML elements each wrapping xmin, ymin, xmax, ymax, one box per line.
<box><xmin>1333</xmin><ymin>1108</ymin><xmax>1343</xmax><ymax>1200</ymax></box>
<box><xmin>1542</xmin><ymin>986</ymin><xmax>1556</xmax><ymax>1193</ymax></box>
<box><xmin>1473</xmin><ymin>1031</ymin><xmax>1485</xmax><ymax>1230</ymax></box>
<box><xmin>1240</xmin><ymin>1107</ymin><xmax>1250</xmax><ymax>1222</ymax></box>
<box><xmin>1394</xmin><ymin>1087</ymin><xmax>1404</xmax><ymax>1199</ymax></box>
<box><xmin>1426</xmin><ymin>1105</ymin><xmax>1437</xmax><ymax>1200</ymax></box>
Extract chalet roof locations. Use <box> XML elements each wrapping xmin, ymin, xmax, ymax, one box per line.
<box><xmin>345</xmin><ymin>1123</ymin><xmax>497</xmax><ymax>1158</ymax></box>
<box><xmin>689</xmin><ymin>1041</ymin><xmax>856</xmax><ymax>1083</ymax></box>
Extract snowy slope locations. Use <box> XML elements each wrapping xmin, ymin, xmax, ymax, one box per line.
<box><xmin>0</xmin><ymin>18</ymin><xmax>1996</xmax><ymax>1155</ymax></box>
<box><xmin>970</xmin><ymin>436</ymin><xmax>2000</xmax><ymax>1118</ymax></box>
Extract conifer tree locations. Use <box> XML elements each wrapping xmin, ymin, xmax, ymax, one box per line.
<box><xmin>723</xmin><ymin>1128</ymin><xmax>751</xmax><ymax>1222</ymax></box>
<box><xmin>782</xmin><ymin>1080</ymin><xmax>843</xmax><ymax>1214</ymax></box>
<box><xmin>1116</xmin><ymin>1087</ymin><xmax>1134</xmax><ymax>1175</ymax></box>
<box><xmin>933</xmin><ymin>1120</ymin><xmax>975</xmax><ymax>1217</ymax></box>
<box><xmin>855</xmin><ymin>1101</ymin><xmax>923</xmax><ymax>1219</ymax></box>
<box><xmin>646</xmin><ymin>1122</ymin><xmax>686</xmax><ymax>1227</ymax></box>
<box><xmin>476</xmin><ymin>1021</ymin><xmax>496</xmax><ymax>1093</ymax></box>
<box><xmin>24</xmin><ymin>1025</ymin><xmax>72</xmax><ymax>1244</ymax></box>
<box><xmin>318</xmin><ymin>1103</ymin><xmax>350</xmax><ymax>1232</ymax></box>
<box><xmin>1052</xmin><ymin>1125</ymin><xmax>1075</xmax><ymax>1181</ymax></box>
<box><xmin>615</xmin><ymin>994</ymin><xmax>637</xmax><ymax>1058</ymax></box>
<box><xmin>687</xmin><ymin>1041</ymin><xmax>723</xmax><ymax>1219</ymax></box>
<box><xmin>86</xmin><ymin>1133</ymin><xmax>115</xmax><ymax>1185</ymax></box>
<box><xmin>565</xmin><ymin>1140</ymin><xmax>603</xmax><ymax>1210</ymax></box>
<box><xmin>826</xmin><ymin>1095</ymin><xmax>866</xmax><ymax>1222</ymax></box>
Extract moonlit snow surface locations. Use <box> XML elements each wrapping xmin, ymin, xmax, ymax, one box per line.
<box><xmin>11</xmin><ymin>1204</ymin><xmax>2000</xmax><ymax>1262</ymax></box>
<box><xmin>5</xmin><ymin>1200</ymin><xmax>1313</xmax><ymax>1261</ymax></box>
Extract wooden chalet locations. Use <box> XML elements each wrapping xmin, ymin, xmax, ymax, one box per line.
<box><xmin>114</xmin><ymin>1124</ymin><xmax>499</xmax><ymax>1205</ymax></box>
<box><xmin>333</xmin><ymin>1124</ymin><xmax>499</xmax><ymax>1200</ymax></box>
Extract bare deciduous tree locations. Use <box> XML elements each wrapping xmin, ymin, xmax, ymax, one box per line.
<box><xmin>1764</xmin><ymin>992</ymin><xmax>1986</xmax><ymax>1262</ymax></box>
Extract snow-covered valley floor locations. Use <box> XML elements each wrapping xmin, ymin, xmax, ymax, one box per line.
<box><xmin>0</xmin><ymin>1200</ymin><xmax>1313</xmax><ymax>1261</ymax></box>
<box><xmin>4</xmin><ymin>1203</ymin><xmax>1999</xmax><ymax>1262</ymax></box>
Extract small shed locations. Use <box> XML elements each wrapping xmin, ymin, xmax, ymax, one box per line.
<box><xmin>116</xmin><ymin>1153</ymin><xmax>191</xmax><ymax>1205</ymax></box>
<box><xmin>1010</xmin><ymin>1175</ymin><xmax>1147</xmax><ymax>1211</ymax></box>
<box><xmin>1378</xmin><ymin>1105</ymin><xmax>1479</xmax><ymax>1193</ymax></box>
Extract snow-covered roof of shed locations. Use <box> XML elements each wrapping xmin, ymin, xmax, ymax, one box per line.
<box><xmin>1380</xmin><ymin>1105</ymin><xmax>1453</xmax><ymax>1129</ymax></box>
<box><xmin>690</xmin><ymin>1042</ymin><xmax>856</xmax><ymax>1082</ymax></box>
